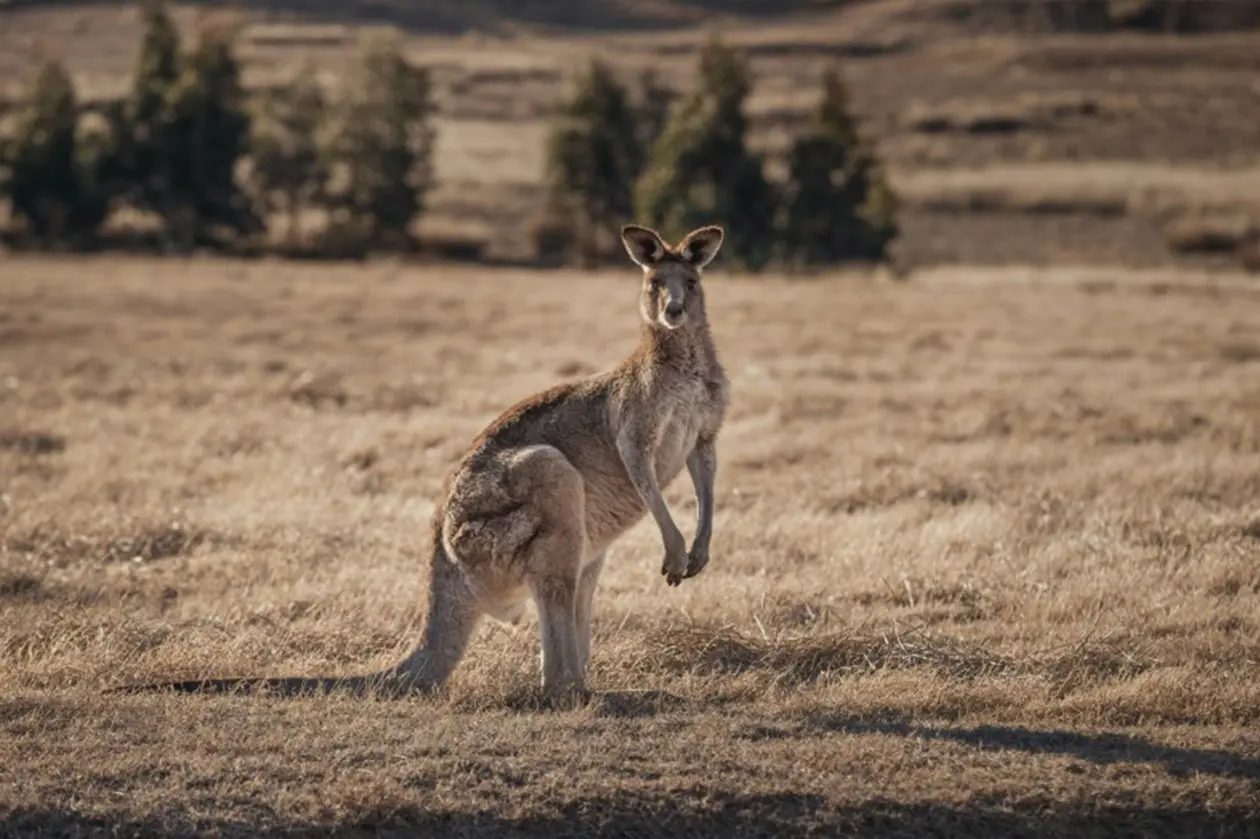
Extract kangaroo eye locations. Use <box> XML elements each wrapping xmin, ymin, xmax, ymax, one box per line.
<box><xmin>686</xmin><ymin>278</ymin><xmax>699</xmax><ymax>291</ymax></box>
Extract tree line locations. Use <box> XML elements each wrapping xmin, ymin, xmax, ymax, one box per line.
<box><xmin>0</xmin><ymin>0</ymin><xmax>897</xmax><ymax>270</ymax></box>
<box><xmin>539</xmin><ymin>40</ymin><xmax>897</xmax><ymax>271</ymax></box>
<box><xmin>0</xmin><ymin>0</ymin><xmax>432</xmax><ymax>257</ymax></box>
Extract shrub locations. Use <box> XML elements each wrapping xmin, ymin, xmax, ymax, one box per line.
<box><xmin>635</xmin><ymin>37</ymin><xmax>776</xmax><ymax>271</ymax></box>
<box><xmin>323</xmin><ymin>41</ymin><xmax>435</xmax><ymax>251</ymax></box>
<box><xmin>0</xmin><ymin>58</ymin><xmax>111</xmax><ymax>246</ymax></box>
<box><xmin>250</xmin><ymin>67</ymin><xmax>331</xmax><ymax>246</ymax></box>
<box><xmin>781</xmin><ymin>67</ymin><xmax>898</xmax><ymax>268</ymax></box>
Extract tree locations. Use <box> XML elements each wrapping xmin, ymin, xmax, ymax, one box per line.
<box><xmin>539</xmin><ymin>59</ymin><xmax>642</xmax><ymax>265</ymax></box>
<box><xmin>634</xmin><ymin>37</ymin><xmax>776</xmax><ymax>271</ymax></box>
<box><xmin>250</xmin><ymin>67</ymin><xmax>330</xmax><ymax>246</ymax></box>
<box><xmin>1</xmin><ymin>58</ymin><xmax>111</xmax><ymax>246</ymax></box>
<box><xmin>324</xmin><ymin>41</ymin><xmax>435</xmax><ymax>250</ymax></box>
<box><xmin>117</xmin><ymin>0</ymin><xmax>181</xmax><ymax>218</ymax></box>
<box><xmin>114</xmin><ymin>2</ymin><xmax>256</xmax><ymax>251</ymax></box>
<box><xmin>134</xmin><ymin>0</ymin><xmax>181</xmax><ymax>122</ymax></box>
<box><xmin>158</xmin><ymin>23</ymin><xmax>258</xmax><ymax>249</ymax></box>
<box><xmin>633</xmin><ymin>68</ymin><xmax>676</xmax><ymax>176</ymax></box>
<box><xmin>781</xmin><ymin>67</ymin><xmax>898</xmax><ymax>268</ymax></box>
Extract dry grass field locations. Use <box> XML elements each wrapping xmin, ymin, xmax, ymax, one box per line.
<box><xmin>2</xmin><ymin>255</ymin><xmax>1259</xmax><ymax>836</ymax></box>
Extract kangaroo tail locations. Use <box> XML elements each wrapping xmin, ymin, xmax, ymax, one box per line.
<box><xmin>106</xmin><ymin>535</ymin><xmax>481</xmax><ymax>700</ymax></box>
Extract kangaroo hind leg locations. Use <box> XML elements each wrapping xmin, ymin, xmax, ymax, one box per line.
<box><xmin>576</xmin><ymin>551</ymin><xmax>606</xmax><ymax>674</ymax></box>
<box><xmin>530</xmin><ymin>563</ymin><xmax>584</xmax><ymax>702</ymax></box>
<box><xmin>508</xmin><ymin>445</ymin><xmax>589</xmax><ymax>702</ymax></box>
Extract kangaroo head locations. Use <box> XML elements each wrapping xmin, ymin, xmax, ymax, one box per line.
<box><xmin>620</xmin><ymin>224</ymin><xmax>725</xmax><ymax>331</ymax></box>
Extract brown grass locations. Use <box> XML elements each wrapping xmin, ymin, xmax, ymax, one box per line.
<box><xmin>2</xmin><ymin>255</ymin><xmax>1259</xmax><ymax>836</ymax></box>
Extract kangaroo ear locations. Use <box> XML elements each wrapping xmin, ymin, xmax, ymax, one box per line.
<box><xmin>679</xmin><ymin>225</ymin><xmax>725</xmax><ymax>269</ymax></box>
<box><xmin>621</xmin><ymin>224</ymin><xmax>666</xmax><ymax>269</ymax></box>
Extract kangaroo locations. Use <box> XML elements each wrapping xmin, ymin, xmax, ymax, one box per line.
<box><xmin>112</xmin><ymin>224</ymin><xmax>730</xmax><ymax>703</ymax></box>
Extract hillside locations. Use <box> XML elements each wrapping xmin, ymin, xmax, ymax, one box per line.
<box><xmin>2</xmin><ymin>0</ymin><xmax>1259</xmax><ymax>267</ymax></box>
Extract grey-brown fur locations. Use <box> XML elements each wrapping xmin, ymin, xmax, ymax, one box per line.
<box><xmin>112</xmin><ymin>224</ymin><xmax>729</xmax><ymax>703</ymax></box>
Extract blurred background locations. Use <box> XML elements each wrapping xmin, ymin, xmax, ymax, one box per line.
<box><xmin>1</xmin><ymin>0</ymin><xmax>1258</xmax><ymax>274</ymax></box>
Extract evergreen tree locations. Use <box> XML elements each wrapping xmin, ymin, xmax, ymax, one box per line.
<box><xmin>112</xmin><ymin>2</ymin><xmax>255</xmax><ymax>250</ymax></box>
<box><xmin>633</xmin><ymin>68</ymin><xmax>675</xmax><ymax>175</ymax></box>
<box><xmin>634</xmin><ymin>37</ymin><xmax>775</xmax><ymax>271</ymax></box>
<box><xmin>134</xmin><ymin>0</ymin><xmax>181</xmax><ymax>122</ymax></box>
<box><xmin>158</xmin><ymin>23</ymin><xmax>258</xmax><ymax>248</ymax></box>
<box><xmin>781</xmin><ymin>67</ymin><xmax>898</xmax><ymax>268</ymax></box>
<box><xmin>120</xmin><ymin>0</ymin><xmax>182</xmax><ymax>216</ymax></box>
<box><xmin>1</xmin><ymin>58</ymin><xmax>111</xmax><ymax>246</ymax></box>
<box><xmin>325</xmin><ymin>42</ymin><xmax>435</xmax><ymax>249</ymax></box>
<box><xmin>540</xmin><ymin>59</ymin><xmax>641</xmax><ymax>265</ymax></box>
<box><xmin>250</xmin><ymin>66</ymin><xmax>330</xmax><ymax>245</ymax></box>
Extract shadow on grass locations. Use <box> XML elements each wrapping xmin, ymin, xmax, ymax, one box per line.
<box><xmin>3</xmin><ymin>792</ymin><xmax>1258</xmax><ymax>838</ymax></box>
<box><xmin>487</xmin><ymin>688</ymin><xmax>690</xmax><ymax>717</ymax></box>
<box><xmin>800</xmin><ymin>712</ymin><xmax>1260</xmax><ymax>780</ymax></box>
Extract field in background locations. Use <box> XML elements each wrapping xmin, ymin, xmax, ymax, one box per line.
<box><xmin>2</xmin><ymin>0</ymin><xmax>1260</xmax><ymax>267</ymax></box>
<box><xmin>2</xmin><ymin>257</ymin><xmax>1259</xmax><ymax>836</ymax></box>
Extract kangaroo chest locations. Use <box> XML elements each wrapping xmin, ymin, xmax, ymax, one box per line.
<box><xmin>653</xmin><ymin>375</ymin><xmax>725</xmax><ymax>487</ymax></box>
